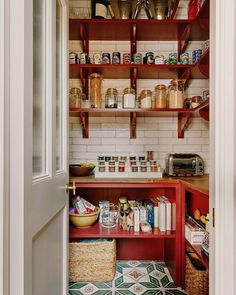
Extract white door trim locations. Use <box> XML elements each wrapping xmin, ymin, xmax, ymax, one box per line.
<box><xmin>210</xmin><ymin>0</ymin><xmax>236</xmax><ymax>294</ymax></box>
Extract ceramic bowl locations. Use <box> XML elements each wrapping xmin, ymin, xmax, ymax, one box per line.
<box><xmin>69</xmin><ymin>164</ymin><xmax>95</xmax><ymax>177</ymax></box>
<box><xmin>69</xmin><ymin>207</ymin><xmax>100</xmax><ymax>228</ymax></box>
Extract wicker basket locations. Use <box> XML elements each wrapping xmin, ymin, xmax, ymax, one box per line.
<box><xmin>69</xmin><ymin>239</ymin><xmax>116</xmax><ymax>282</ymax></box>
<box><xmin>185</xmin><ymin>252</ymin><xmax>209</xmax><ymax>295</ymax></box>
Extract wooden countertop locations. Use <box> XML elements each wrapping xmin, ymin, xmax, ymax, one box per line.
<box><xmin>70</xmin><ymin>174</ymin><xmax>209</xmax><ymax>195</ymax></box>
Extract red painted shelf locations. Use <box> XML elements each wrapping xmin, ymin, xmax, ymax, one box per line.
<box><xmin>70</xmin><ymin>223</ymin><xmax>176</xmax><ymax>239</ymax></box>
<box><xmin>186</xmin><ymin>239</ymin><xmax>209</xmax><ymax>268</ymax></box>
<box><xmin>191</xmin><ymin>48</ymin><xmax>209</xmax><ymax>78</ymax></box>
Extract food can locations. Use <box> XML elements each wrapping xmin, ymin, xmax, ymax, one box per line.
<box><xmin>93</xmin><ymin>53</ymin><xmax>102</xmax><ymax>64</ymax></box>
<box><xmin>133</xmin><ymin>53</ymin><xmax>142</xmax><ymax>64</ymax></box>
<box><xmin>123</xmin><ymin>53</ymin><xmax>131</xmax><ymax>64</ymax></box>
<box><xmin>80</xmin><ymin>52</ymin><xmax>87</xmax><ymax>64</ymax></box>
<box><xmin>180</xmin><ymin>52</ymin><xmax>189</xmax><ymax>64</ymax></box>
<box><xmin>192</xmin><ymin>49</ymin><xmax>202</xmax><ymax>63</ymax></box>
<box><xmin>112</xmin><ymin>52</ymin><xmax>121</xmax><ymax>64</ymax></box>
<box><xmin>69</xmin><ymin>52</ymin><xmax>78</xmax><ymax>64</ymax></box>
<box><xmin>99</xmin><ymin>200</ymin><xmax>110</xmax><ymax>224</ymax></box>
<box><xmin>102</xmin><ymin>52</ymin><xmax>110</xmax><ymax>64</ymax></box>
<box><xmin>154</xmin><ymin>54</ymin><xmax>165</xmax><ymax>64</ymax></box>
<box><xmin>146</xmin><ymin>52</ymin><xmax>154</xmax><ymax>64</ymax></box>
<box><xmin>169</xmin><ymin>52</ymin><xmax>178</xmax><ymax>64</ymax></box>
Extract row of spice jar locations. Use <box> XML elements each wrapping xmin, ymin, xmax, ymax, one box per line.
<box><xmin>97</xmin><ymin>153</ymin><xmax>153</xmax><ymax>162</ymax></box>
<box><xmin>98</xmin><ymin>162</ymin><xmax>161</xmax><ymax>173</ymax></box>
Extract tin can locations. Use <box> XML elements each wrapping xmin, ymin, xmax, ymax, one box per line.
<box><xmin>180</xmin><ymin>52</ymin><xmax>189</xmax><ymax>64</ymax></box>
<box><xmin>169</xmin><ymin>52</ymin><xmax>177</xmax><ymax>64</ymax></box>
<box><xmin>123</xmin><ymin>53</ymin><xmax>131</xmax><ymax>64</ymax></box>
<box><xmin>93</xmin><ymin>53</ymin><xmax>101</xmax><ymax>64</ymax></box>
<box><xmin>112</xmin><ymin>52</ymin><xmax>121</xmax><ymax>64</ymax></box>
<box><xmin>80</xmin><ymin>52</ymin><xmax>87</xmax><ymax>64</ymax></box>
<box><xmin>146</xmin><ymin>52</ymin><xmax>154</xmax><ymax>64</ymax></box>
<box><xmin>192</xmin><ymin>49</ymin><xmax>202</xmax><ymax>64</ymax></box>
<box><xmin>102</xmin><ymin>52</ymin><xmax>110</xmax><ymax>64</ymax></box>
<box><xmin>154</xmin><ymin>54</ymin><xmax>165</xmax><ymax>64</ymax></box>
<box><xmin>133</xmin><ymin>53</ymin><xmax>142</xmax><ymax>64</ymax></box>
<box><xmin>69</xmin><ymin>52</ymin><xmax>78</xmax><ymax>64</ymax></box>
<box><xmin>99</xmin><ymin>200</ymin><xmax>110</xmax><ymax>224</ymax></box>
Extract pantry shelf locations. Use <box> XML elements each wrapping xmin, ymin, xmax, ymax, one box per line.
<box><xmin>69</xmin><ymin>223</ymin><xmax>176</xmax><ymax>239</ymax></box>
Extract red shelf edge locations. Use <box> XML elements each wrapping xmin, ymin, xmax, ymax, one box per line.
<box><xmin>186</xmin><ymin>239</ymin><xmax>209</xmax><ymax>268</ymax></box>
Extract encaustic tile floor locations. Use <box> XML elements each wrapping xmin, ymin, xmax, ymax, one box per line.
<box><xmin>68</xmin><ymin>260</ymin><xmax>187</xmax><ymax>295</ymax></box>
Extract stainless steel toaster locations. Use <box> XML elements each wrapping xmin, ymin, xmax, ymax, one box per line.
<box><xmin>165</xmin><ymin>153</ymin><xmax>204</xmax><ymax>176</ymax></box>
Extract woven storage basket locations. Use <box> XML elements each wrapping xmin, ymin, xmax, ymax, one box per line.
<box><xmin>185</xmin><ymin>252</ymin><xmax>209</xmax><ymax>295</ymax></box>
<box><xmin>69</xmin><ymin>239</ymin><xmax>116</xmax><ymax>282</ymax></box>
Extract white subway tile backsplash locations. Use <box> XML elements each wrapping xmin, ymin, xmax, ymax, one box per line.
<box><xmin>145</xmin><ymin>130</ymin><xmax>173</xmax><ymax>137</ymax></box>
<box><xmin>73</xmin><ymin>138</ymin><xmax>101</xmax><ymax>145</ymax></box>
<box><xmin>130</xmin><ymin>138</ymin><xmax>158</xmax><ymax>145</ymax></box>
<box><xmin>187</xmin><ymin>138</ymin><xmax>209</xmax><ymax>144</ymax></box>
<box><xmin>70</xmin><ymin>145</ymin><xmax>87</xmax><ymax>152</ymax></box>
<box><xmin>159</xmin><ymin>138</ymin><xmax>187</xmax><ymax>145</ymax></box>
<box><xmin>116</xmin><ymin>145</ymin><xmax>144</xmax><ymax>152</ymax></box>
<box><xmin>173</xmin><ymin>145</ymin><xmax>202</xmax><ymax>152</ymax></box>
<box><xmin>102</xmin><ymin>138</ymin><xmax>130</xmax><ymax>145</ymax></box>
<box><xmin>116</xmin><ymin>130</ymin><xmax>130</xmax><ymax>138</ymax></box>
<box><xmin>89</xmin><ymin>130</ymin><xmax>116</xmax><ymax>138</ymax></box>
<box><xmin>88</xmin><ymin>145</ymin><xmax>116</xmax><ymax>152</ymax></box>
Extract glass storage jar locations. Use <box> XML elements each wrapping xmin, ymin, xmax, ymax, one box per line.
<box><xmin>140</xmin><ymin>89</ymin><xmax>152</xmax><ymax>109</ymax></box>
<box><xmin>123</xmin><ymin>88</ymin><xmax>136</xmax><ymax>109</ymax></box>
<box><xmin>105</xmin><ymin>88</ymin><xmax>118</xmax><ymax>108</ymax></box>
<box><xmin>168</xmin><ymin>79</ymin><xmax>185</xmax><ymax>109</ymax></box>
<box><xmin>90</xmin><ymin>73</ymin><xmax>102</xmax><ymax>108</ymax></box>
<box><xmin>69</xmin><ymin>87</ymin><xmax>82</xmax><ymax>108</ymax></box>
<box><xmin>154</xmin><ymin>84</ymin><xmax>167</xmax><ymax>109</ymax></box>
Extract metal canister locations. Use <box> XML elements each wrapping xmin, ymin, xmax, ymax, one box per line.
<box><xmin>102</xmin><ymin>53</ymin><xmax>110</xmax><ymax>64</ymax></box>
<box><xmin>93</xmin><ymin>53</ymin><xmax>101</xmax><ymax>64</ymax></box>
<box><xmin>123</xmin><ymin>53</ymin><xmax>131</xmax><ymax>64</ymax></box>
<box><xmin>180</xmin><ymin>52</ymin><xmax>189</xmax><ymax>65</ymax></box>
<box><xmin>69</xmin><ymin>52</ymin><xmax>78</xmax><ymax>64</ymax></box>
<box><xmin>192</xmin><ymin>49</ymin><xmax>202</xmax><ymax>64</ymax></box>
<box><xmin>133</xmin><ymin>53</ymin><xmax>142</xmax><ymax>64</ymax></box>
<box><xmin>155</xmin><ymin>54</ymin><xmax>165</xmax><ymax>64</ymax></box>
<box><xmin>169</xmin><ymin>52</ymin><xmax>178</xmax><ymax>64</ymax></box>
<box><xmin>146</xmin><ymin>52</ymin><xmax>154</xmax><ymax>64</ymax></box>
<box><xmin>80</xmin><ymin>52</ymin><xmax>87</xmax><ymax>64</ymax></box>
<box><xmin>112</xmin><ymin>52</ymin><xmax>121</xmax><ymax>64</ymax></box>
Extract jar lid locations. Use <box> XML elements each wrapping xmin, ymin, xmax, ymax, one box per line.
<box><xmin>106</xmin><ymin>88</ymin><xmax>118</xmax><ymax>95</ymax></box>
<box><xmin>124</xmin><ymin>87</ymin><xmax>135</xmax><ymax>94</ymax></box>
<box><xmin>170</xmin><ymin>79</ymin><xmax>185</xmax><ymax>85</ymax></box>
<box><xmin>90</xmin><ymin>73</ymin><xmax>102</xmax><ymax>79</ymax></box>
<box><xmin>140</xmin><ymin>89</ymin><xmax>152</xmax><ymax>96</ymax></box>
<box><xmin>70</xmin><ymin>87</ymin><xmax>82</xmax><ymax>94</ymax></box>
<box><xmin>155</xmin><ymin>84</ymin><xmax>166</xmax><ymax>90</ymax></box>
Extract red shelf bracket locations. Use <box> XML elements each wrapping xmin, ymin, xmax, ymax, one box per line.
<box><xmin>79</xmin><ymin>112</ymin><xmax>89</xmax><ymax>138</ymax></box>
<box><xmin>79</xmin><ymin>23</ymin><xmax>89</xmax><ymax>53</ymax></box>
<box><xmin>180</xmin><ymin>68</ymin><xmax>191</xmax><ymax>88</ymax></box>
<box><xmin>178</xmin><ymin>24</ymin><xmax>191</xmax><ymax>58</ymax></box>
<box><xmin>170</xmin><ymin>0</ymin><xmax>180</xmax><ymax>19</ymax></box>
<box><xmin>131</xmin><ymin>67</ymin><xmax>137</xmax><ymax>92</ymax></box>
<box><xmin>131</xmin><ymin>23</ymin><xmax>137</xmax><ymax>58</ymax></box>
<box><xmin>178</xmin><ymin>112</ymin><xmax>191</xmax><ymax>138</ymax></box>
<box><xmin>130</xmin><ymin>112</ymin><xmax>137</xmax><ymax>139</ymax></box>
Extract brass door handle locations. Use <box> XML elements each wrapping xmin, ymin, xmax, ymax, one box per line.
<box><xmin>65</xmin><ymin>181</ymin><xmax>76</xmax><ymax>195</ymax></box>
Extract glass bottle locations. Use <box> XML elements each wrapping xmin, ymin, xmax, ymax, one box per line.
<box><xmin>119</xmin><ymin>0</ymin><xmax>131</xmax><ymax>19</ymax></box>
<box><xmin>168</xmin><ymin>79</ymin><xmax>185</xmax><ymax>109</ymax></box>
<box><xmin>69</xmin><ymin>87</ymin><xmax>82</xmax><ymax>109</ymax></box>
<box><xmin>90</xmin><ymin>73</ymin><xmax>102</xmax><ymax>108</ymax></box>
<box><xmin>140</xmin><ymin>89</ymin><xmax>152</xmax><ymax>109</ymax></box>
<box><xmin>105</xmin><ymin>88</ymin><xmax>118</xmax><ymax>108</ymax></box>
<box><xmin>154</xmin><ymin>84</ymin><xmax>167</xmax><ymax>109</ymax></box>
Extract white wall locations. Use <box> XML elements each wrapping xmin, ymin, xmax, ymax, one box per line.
<box><xmin>69</xmin><ymin>0</ymin><xmax>210</xmax><ymax>172</ymax></box>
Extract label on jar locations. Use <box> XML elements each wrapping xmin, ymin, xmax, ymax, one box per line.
<box><xmin>95</xmin><ymin>3</ymin><xmax>107</xmax><ymax>18</ymax></box>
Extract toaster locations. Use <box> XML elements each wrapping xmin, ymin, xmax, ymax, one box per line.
<box><xmin>165</xmin><ymin>153</ymin><xmax>204</xmax><ymax>176</ymax></box>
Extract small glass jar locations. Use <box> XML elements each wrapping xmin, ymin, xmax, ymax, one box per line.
<box><xmin>154</xmin><ymin>84</ymin><xmax>167</xmax><ymax>109</ymax></box>
<box><xmin>109</xmin><ymin>165</ymin><xmax>116</xmax><ymax>172</ymax></box>
<box><xmin>120</xmin><ymin>156</ymin><xmax>127</xmax><ymax>161</ymax></box>
<box><xmin>98</xmin><ymin>160</ymin><xmax>105</xmax><ymax>166</ymax></box>
<box><xmin>98</xmin><ymin>156</ymin><xmax>105</xmax><ymax>161</ymax></box>
<box><xmin>118</xmin><ymin>165</ymin><xmax>125</xmax><ymax>172</ymax></box>
<box><xmin>111</xmin><ymin>156</ymin><xmax>119</xmax><ymax>162</ymax></box>
<box><xmin>129</xmin><ymin>156</ymin><xmax>136</xmax><ymax>161</ymax></box>
<box><xmin>147</xmin><ymin>151</ymin><xmax>153</xmax><ymax>162</ymax></box>
<box><xmin>140</xmin><ymin>165</ymin><xmax>147</xmax><ymax>172</ymax></box>
<box><xmin>140</xmin><ymin>160</ymin><xmax>147</xmax><ymax>166</ymax></box>
<box><xmin>105</xmin><ymin>156</ymin><xmax>111</xmax><ymax>162</ymax></box>
<box><xmin>119</xmin><ymin>0</ymin><xmax>131</xmax><ymax>19</ymax></box>
<box><xmin>131</xmin><ymin>165</ymin><xmax>138</xmax><ymax>172</ymax></box>
<box><xmin>105</xmin><ymin>88</ymin><xmax>118</xmax><ymax>108</ymax></box>
<box><xmin>139</xmin><ymin>156</ymin><xmax>145</xmax><ymax>161</ymax></box>
<box><xmin>69</xmin><ymin>87</ymin><xmax>82</xmax><ymax>109</ymax></box>
<box><xmin>98</xmin><ymin>165</ymin><xmax>106</xmax><ymax>172</ymax></box>
<box><xmin>90</xmin><ymin>73</ymin><xmax>102</xmax><ymax>108</ymax></box>
<box><xmin>119</xmin><ymin>160</ymin><xmax>126</xmax><ymax>166</ymax></box>
<box><xmin>123</xmin><ymin>88</ymin><xmax>136</xmax><ymax>109</ymax></box>
<box><xmin>140</xmin><ymin>89</ymin><xmax>152</xmax><ymax>109</ymax></box>
<box><xmin>168</xmin><ymin>79</ymin><xmax>185</xmax><ymax>109</ymax></box>
<box><xmin>191</xmin><ymin>96</ymin><xmax>203</xmax><ymax>108</ymax></box>
<box><xmin>151</xmin><ymin>164</ymin><xmax>157</xmax><ymax>172</ymax></box>
<box><xmin>109</xmin><ymin>160</ymin><xmax>116</xmax><ymax>166</ymax></box>
<box><xmin>150</xmin><ymin>160</ymin><xmax>157</xmax><ymax>165</ymax></box>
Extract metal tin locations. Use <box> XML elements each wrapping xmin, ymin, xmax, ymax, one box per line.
<box><xmin>146</xmin><ymin>52</ymin><xmax>154</xmax><ymax>64</ymax></box>
<box><xmin>93</xmin><ymin>53</ymin><xmax>102</xmax><ymax>64</ymax></box>
<box><xmin>154</xmin><ymin>54</ymin><xmax>165</xmax><ymax>64</ymax></box>
<box><xmin>139</xmin><ymin>156</ymin><xmax>145</xmax><ymax>161</ymax></box>
<box><xmin>192</xmin><ymin>49</ymin><xmax>202</xmax><ymax>64</ymax></box>
<box><xmin>123</xmin><ymin>53</ymin><xmax>131</xmax><ymax>64</ymax></box>
<box><xmin>133</xmin><ymin>53</ymin><xmax>142</xmax><ymax>64</ymax></box>
<box><xmin>180</xmin><ymin>52</ymin><xmax>189</xmax><ymax>65</ymax></box>
<box><xmin>80</xmin><ymin>52</ymin><xmax>87</xmax><ymax>64</ymax></box>
<box><xmin>169</xmin><ymin>52</ymin><xmax>178</xmax><ymax>64</ymax></box>
<box><xmin>105</xmin><ymin>156</ymin><xmax>111</xmax><ymax>162</ymax></box>
<box><xmin>112</xmin><ymin>52</ymin><xmax>121</xmax><ymax>64</ymax></box>
<box><xmin>102</xmin><ymin>52</ymin><xmax>110</xmax><ymax>64</ymax></box>
<box><xmin>69</xmin><ymin>52</ymin><xmax>78</xmax><ymax>64</ymax></box>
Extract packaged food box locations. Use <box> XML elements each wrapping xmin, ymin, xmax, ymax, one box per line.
<box><xmin>185</xmin><ymin>216</ymin><xmax>205</xmax><ymax>245</ymax></box>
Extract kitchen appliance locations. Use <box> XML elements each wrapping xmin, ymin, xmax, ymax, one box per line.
<box><xmin>165</xmin><ymin>153</ymin><xmax>204</xmax><ymax>176</ymax></box>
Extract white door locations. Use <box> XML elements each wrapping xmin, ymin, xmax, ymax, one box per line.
<box><xmin>8</xmin><ymin>0</ymin><xmax>69</xmax><ymax>295</ymax></box>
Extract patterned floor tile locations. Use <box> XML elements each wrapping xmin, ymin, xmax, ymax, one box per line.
<box><xmin>68</xmin><ymin>261</ymin><xmax>187</xmax><ymax>295</ymax></box>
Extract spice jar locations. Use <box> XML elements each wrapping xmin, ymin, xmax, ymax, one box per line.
<box><xmin>109</xmin><ymin>165</ymin><xmax>116</xmax><ymax>172</ymax></box>
<box><xmin>69</xmin><ymin>88</ymin><xmax>82</xmax><ymax>109</ymax></box>
<box><xmin>154</xmin><ymin>85</ymin><xmax>167</xmax><ymax>109</ymax></box>
<box><xmin>98</xmin><ymin>164</ymin><xmax>106</xmax><ymax>172</ymax></box>
<box><xmin>151</xmin><ymin>164</ymin><xmax>157</xmax><ymax>172</ymax></box>
<box><xmin>168</xmin><ymin>79</ymin><xmax>185</xmax><ymax>109</ymax></box>
<box><xmin>90</xmin><ymin>73</ymin><xmax>102</xmax><ymax>108</ymax></box>
<box><xmin>105</xmin><ymin>88</ymin><xmax>118</xmax><ymax>109</ymax></box>
<box><xmin>140</xmin><ymin>165</ymin><xmax>147</xmax><ymax>172</ymax></box>
<box><xmin>140</xmin><ymin>89</ymin><xmax>152</xmax><ymax>109</ymax></box>
<box><xmin>123</xmin><ymin>88</ymin><xmax>136</xmax><ymax>109</ymax></box>
<box><xmin>147</xmin><ymin>151</ymin><xmax>153</xmax><ymax>162</ymax></box>
<box><xmin>109</xmin><ymin>160</ymin><xmax>116</xmax><ymax>166</ymax></box>
<box><xmin>131</xmin><ymin>165</ymin><xmax>138</xmax><ymax>172</ymax></box>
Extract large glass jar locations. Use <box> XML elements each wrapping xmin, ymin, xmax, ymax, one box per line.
<box><xmin>69</xmin><ymin>87</ymin><xmax>82</xmax><ymax>108</ymax></box>
<box><xmin>140</xmin><ymin>89</ymin><xmax>152</xmax><ymax>109</ymax></box>
<box><xmin>123</xmin><ymin>87</ymin><xmax>136</xmax><ymax>109</ymax></box>
<box><xmin>90</xmin><ymin>73</ymin><xmax>102</xmax><ymax>108</ymax></box>
<box><xmin>119</xmin><ymin>0</ymin><xmax>131</xmax><ymax>19</ymax></box>
<box><xmin>154</xmin><ymin>84</ymin><xmax>167</xmax><ymax>109</ymax></box>
<box><xmin>105</xmin><ymin>88</ymin><xmax>118</xmax><ymax>108</ymax></box>
<box><xmin>168</xmin><ymin>79</ymin><xmax>185</xmax><ymax>109</ymax></box>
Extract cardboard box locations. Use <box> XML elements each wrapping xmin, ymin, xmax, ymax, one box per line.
<box><xmin>185</xmin><ymin>217</ymin><xmax>205</xmax><ymax>245</ymax></box>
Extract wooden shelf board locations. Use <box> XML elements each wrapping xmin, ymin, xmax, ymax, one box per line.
<box><xmin>70</xmin><ymin>223</ymin><xmax>176</xmax><ymax>238</ymax></box>
<box><xmin>186</xmin><ymin>239</ymin><xmax>209</xmax><ymax>268</ymax></box>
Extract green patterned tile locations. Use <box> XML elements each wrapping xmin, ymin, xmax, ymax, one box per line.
<box><xmin>143</xmin><ymin>290</ymin><xmax>164</xmax><ymax>295</ymax></box>
<box><xmin>115</xmin><ymin>275</ymin><xmax>124</xmax><ymax>287</ymax></box>
<box><xmin>68</xmin><ymin>291</ymin><xmax>84</xmax><ymax>295</ymax></box>
<box><xmin>116</xmin><ymin>282</ymin><xmax>135</xmax><ymax>289</ymax></box>
<box><xmin>93</xmin><ymin>290</ymin><xmax>112</xmax><ymax>295</ymax></box>
<box><xmin>116</xmin><ymin>264</ymin><xmax>123</xmax><ymax>274</ymax></box>
<box><xmin>118</xmin><ymin>262</ymin><xmax>133</xmax><ymax>268</ymax></box>
<box><xmin>115</xmin><ymin>290</ymin><xmax>136</xmax><ymax>295</ymax></box>
<box><xmin>155</xmin><ymin>264</ymin><xmax>166</xmax><ymax>274</ymax></box>
<box><xmin>165</xmin><ymin>282</ymin><xmax>176</xmax><ymax>288</ymax></box>
<box><xmin>69</xmin><ymin>282</ymin><xmax>88</xmax><ymax>289</ymax></box>
<box><xmin>165</xmin><ymin>289</ymin><xmax>187</xmax><ymax>295</ymax></box>
<box><xmin>137</xmin><ymin>262</ymin><xmax>153</xmax><ymax>268</ymax></box>
<box><xmin>92</xmin><ymin>282</ymin><xmax>112</xmax><ymax>289</ymax></box>
<box><xmin>147</xmin><ymin>264</ymin><xmax>155</xmax><ymax>274</ymax></box>
<box><xmin>161</xmin><ymin>275</ymin><xmax>171</xmax><ymax>287</ymax></box>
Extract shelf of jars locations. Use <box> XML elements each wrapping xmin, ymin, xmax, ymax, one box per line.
<box><xmin>69</xmin><ymin>99</ymin><xmax>209</xmax><ymax>139</ymax></box>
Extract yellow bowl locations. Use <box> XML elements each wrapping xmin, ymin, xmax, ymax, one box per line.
<box><xmin>69</xmin><ymin>207</ymin><xmax>100</xmax><ymax>228</ymax></box>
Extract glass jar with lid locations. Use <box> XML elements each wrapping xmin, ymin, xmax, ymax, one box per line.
<box><xmin>154</xmin><ymin>84</ymin><xmax>167</xmax><ymax>109</ymax></box>
<box><xmin>140</xmin><ymin>89</ymin><xmax>152</xmax><ymax>109</ymax></box>
<box><xmin>105</xmin><ymin>88</ymin><xmax>118</xmax><ymax>108</ymax></box>
<box><xmin>69</xmin><ymin>87</ymin><xmax>82</xmax><ymax>109</ymax></box>
<box><xmin>168</xmin><ymin>79</ymin><xmax>185</xmax><ymax>109</ymax></box>
<box><xmin>90</xmin><ymin>73</ymin><xmax>102</xmax><ymax>108</ymax></box>
<box><xmin>123</xmin><ymin>87</ymin><xmax>136</xmax><ymax>109</ymax></box>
